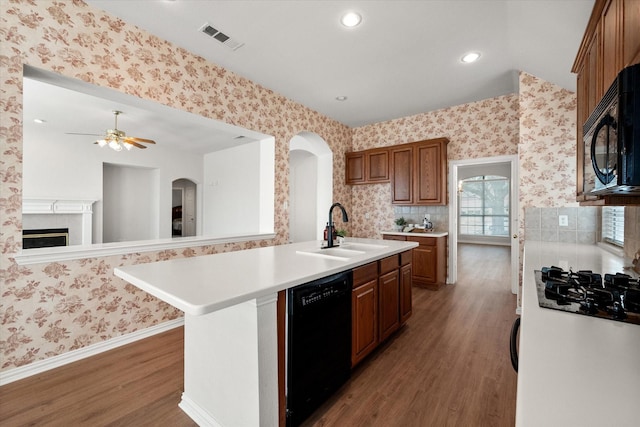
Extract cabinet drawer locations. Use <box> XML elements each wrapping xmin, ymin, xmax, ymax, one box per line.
<box><xmin>379</xmin><ymin>255</ymin><xmax>399</xmax><ymax>275</ymax></box>
<box><xmin>353</xmin><ymin>262</ymin><xmax>378</xmax><ymax>286</ymax></box>
<box><xmin>407</xmin><ymin>235</ymin><xmax>436</xmax><ymax>246</ymax></box>
<box><xmin>383</xmin><ymin>235</ymin><xmax>406</xmax><ymax>241</ymax></box>
<box><xmin>400</xmin><ymin>250</ymin><xmax>412</xmax><ymax>266</ymax></box>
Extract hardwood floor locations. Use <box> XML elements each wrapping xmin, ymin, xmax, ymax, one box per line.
<box><xmin>0</xmin><ymin>326</ymin><xmax>196</xmax><ymax>427</ymax></box>
<box><xmin>0</xmin><ymin>244</ymin><xmax>517</xmax><ymax>427</ymax></box>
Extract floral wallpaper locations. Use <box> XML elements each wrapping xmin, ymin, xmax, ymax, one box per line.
<box><xmin>350</xmin><ymin>95</ymin><xmax>520</xmax><ymax>238</ymax></box>
<box><xmin>518</xmin><ymin>72</ymin><xmax>578</xmax><ymax>209</ymax></box>
<box><xmin>0</xmin><ymin>0</ymin><xmax>351</xmax><ymax>371</ymax></box>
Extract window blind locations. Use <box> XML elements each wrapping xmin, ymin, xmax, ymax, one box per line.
<box><xmin>602</xmin><ymin>206</ymin><xmax>625</xmax><ymax>247</ymax></box>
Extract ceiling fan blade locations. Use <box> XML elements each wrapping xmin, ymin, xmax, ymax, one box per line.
<box><xmin>66</xmin><ymin>132</ymin><xmax>104</xmax><ymax>136</ymax></box>
<box><xmin>127</xmin><ymin>141</ymin><xmax>147</xmax><ymax>149</ymax></box>
<box><xmin>125</xmin><ymin>136</ymin><xmax>156</xmax><ymax>144</ymax></box>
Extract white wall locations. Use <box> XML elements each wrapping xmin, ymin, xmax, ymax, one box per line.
<box><xmin>289</xmin><ymin>150</ymin><xmax>318</xmax><ymax>242</ymax></box>
<box><xmin>103</xmin><ymin>164</ymin><xmax>159</xmax><ymax>243</ymax></box>
<box><xmin>289</xmin><ymin>133</ymin><xmax>333</xmax><ymax>241</ymax></box>
<box><xmin>202</xmin><ymin>139</ymin><xmax>275</xmax><ymax>236</ymax></box>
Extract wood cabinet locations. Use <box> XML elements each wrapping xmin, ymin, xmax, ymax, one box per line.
<box><xmin>390</xmin><ymin>146</ymin><xmax>413</xmax><ymax>204</ymax></box>
<box><xmin>384</xmin><ymin>234</ymin><xmax>447</xmax><ymax>290</ymax></box>
<box><xmin>391</xmin><ymin>138</ymin><xmax>448</xmax><ymax>206</ymax></box>
<box><xmin>573</xmin><ymin>0</ymin><xmax>640</xmax><ymax>205</ymax></box>
<box><xmin>345</xmin><ymin>152</ymin><xmax>366</xmax><ymax>184</ymax></box>
<box><xmin>399</xmin><ymin>252</ymin><xmax>413</xmax><ymax>323</ymax></box>
<box><xmin>351</xmin><ymin>262</ymin><xmax>379</xmax><ymax>367</ymax></box>
<box><xmin>378</xmin><ymin>256</ymin><xmax>400</xmax><ymax>342</ymax></box>
<box><xmin>345</xmin><ymin>148</ymin><xmax>389</xmax><ymax>185</ymax></box>
<box><xmin>351</xmin><ymin>251</ymin><xmax>412</xmax><ymax>367</ymax></box>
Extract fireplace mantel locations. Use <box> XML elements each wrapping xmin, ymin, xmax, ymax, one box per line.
<box><xmin>23</xmin><ymin>199</ymin><xmax>96</xmax><ymax>215</ymax></box>
<box><xmin>23</xmin><ymin>199</ymin><xmax>96</xmax><ymax>246</ymax></box>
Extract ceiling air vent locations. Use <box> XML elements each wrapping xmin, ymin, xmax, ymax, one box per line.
<box><xmin>199</xmin><ymin>23</ymin><xmax>244</xmax><ymax>51</ymax></box>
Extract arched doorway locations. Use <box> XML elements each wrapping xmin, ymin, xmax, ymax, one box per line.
<box><xmin>289</xmin><ymin>132</ymin><xmax>332</xmax><ymax>242</ymax></box>
<box><xmin>172</xmin><ymin>178</ymin><xmax>197</xmax><ymax>237</ymax></box>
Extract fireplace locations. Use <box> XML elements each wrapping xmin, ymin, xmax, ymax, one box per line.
<box><xmin>23</xmin><ymin>228</ymin><xmax>69</xmax><ymax>249</ymax></box>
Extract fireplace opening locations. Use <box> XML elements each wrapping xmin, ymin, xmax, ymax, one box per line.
<box><xmin>23</xmin><ymin>228</ymin><xmax>69</xmax><ymax>249</ymax></box>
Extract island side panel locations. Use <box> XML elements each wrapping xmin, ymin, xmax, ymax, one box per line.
<box><xmin>179</xmin><ymin>295</ymin><xmax>279</xmax><ymax>427</ymax></box>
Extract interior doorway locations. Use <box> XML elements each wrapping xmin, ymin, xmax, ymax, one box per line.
<box><xmin>448</xmin><ymin>155</ymin><xmax>519</xmax><ymax>296</ymax></box>
<box><xmin>172</xmin><ymin>178</ymin><xmax>197</xmax><ymax>237</ymax></box>
<box><xmin>289</xmin><ymin>132</ymin><xmax>332</xmax><ymax>243</ymax></box>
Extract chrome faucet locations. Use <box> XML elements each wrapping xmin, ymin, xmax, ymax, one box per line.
<box><xmin>326</xmin><ymin>202</ymin><xmax>349</xmax><ymax>248</ymax></box>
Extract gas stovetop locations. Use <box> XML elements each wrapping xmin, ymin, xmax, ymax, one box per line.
<box><xmin>534</xmin><ymin>266</ymin><xmax>640</xmax><ymax>325</ymax></box>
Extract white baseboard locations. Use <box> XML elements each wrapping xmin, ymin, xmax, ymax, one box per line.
<box><xmin>0</xmin><ymin>318</ymin><xmax>184</xmax><ymax>386</ymax></box>
<box><xmin>179</xmin><ymin>393</ymin><xmax>223</xmax><ymax>427</ymax></box>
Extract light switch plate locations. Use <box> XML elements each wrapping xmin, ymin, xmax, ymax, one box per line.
<box><xmin>559</xmin><ymin>215</ymin><xmax>568</xmax><ymax>227</ymax></box>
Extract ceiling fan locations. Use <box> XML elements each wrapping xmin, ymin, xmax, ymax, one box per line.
<box><xmin>66</xmin><ymin>110</ymin><xmax>156</xmax><ymax>151</ymax></box>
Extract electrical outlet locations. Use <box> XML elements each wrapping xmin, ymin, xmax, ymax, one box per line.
<box><xmin>559</xmin><ymin>215</ymin><xmax>568</xmax><ymax>227</ymax></box>
<box><xmin>365</xmin><ymin>212</ymin><xmax>370</xmax><ymax>219</ymax></box>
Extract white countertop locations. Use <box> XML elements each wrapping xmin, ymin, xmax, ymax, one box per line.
<box><xmin>114</xmin><ymin>238</ymin><xmax>417</xmax><ymax>316</ymax></box>
<box><xmin>517</xmin><ymin>241</ymin><xmax>640</xmax><ymax>427</ymax></box>
<box><xmin>381</xmin><ymin>230</ymin><xmax>449</xmax><ymax>238</ymax></box>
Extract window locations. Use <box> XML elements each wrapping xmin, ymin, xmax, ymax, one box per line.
<box><xmin>459</xmin><ymin>175</ymin><xmax>509</xmax><ymax>236</ymax></box>
<box><xmin>602</xmin><ymin>206</ymin><xmax>624</xmax><ymax>247</ymax></box>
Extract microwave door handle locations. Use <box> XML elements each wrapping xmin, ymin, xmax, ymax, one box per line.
<box><xmin>620</xmin><ymin>92</ymin><xmax>629</xmax><ymax>155</ymax></box>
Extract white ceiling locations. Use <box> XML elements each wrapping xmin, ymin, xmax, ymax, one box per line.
<box><xmin>86</xmin><ymin>0</ymin><xmax>595</xmax><ymax>127</ymax></box>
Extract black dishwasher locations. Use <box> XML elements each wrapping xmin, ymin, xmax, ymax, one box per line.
<box><xmin>286</xmin><ymin>270</ymin><xmax>352</xmax><ymax>427</ymax></box>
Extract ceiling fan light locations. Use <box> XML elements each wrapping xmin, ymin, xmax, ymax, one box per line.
<box><xmin>109</xmin><ymin>140</ymin><xmax>122</xmax><ymax>151</ymax></box>
<box><xmin>123</xmin><ymin>142</ymin><xmax>134</xmax><ymax>151</ymax></box>
<box><xmin>97</xmin><ymin>139</ymin><xmax>108</xmax><ymax>147</ymax></box>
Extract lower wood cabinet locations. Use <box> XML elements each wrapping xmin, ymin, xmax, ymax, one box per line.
<box><xmin>379</xmin><ymin>258</ymin><xmax>400</xmax><ymax>342</ymax></box>
<box><xmin>351</xmin><ymin>263</ymin><xmax>379</xmax><ymax>367</ymax></box>
<box><xmin>351</xmin><ymin>251</ymin><xmax>412</xmax><ymax>367</ymax></box>
<box><xmin>384</xmin><ymin>234</ymin><xmax>447</xmax><ymax>290</ymax></box>
<box><xmin>400</xmin><ymin>255</ymin><xmax>412</xmax><ymax>323</ymax></box>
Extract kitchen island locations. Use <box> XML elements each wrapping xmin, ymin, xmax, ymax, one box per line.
<box><xmin>115</xmin><ymin>237</ymin><xmax>417</xmax><ymax>427</ymax></box>
<box><xmin>517</xmin><ymin>241</ymin><xmax>640</xmax><ymax>426</ymax></box>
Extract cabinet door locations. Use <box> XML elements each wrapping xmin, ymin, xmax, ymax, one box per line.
<box><xmin>414</xmin><ymin>141</ymin><xmax>447</xmax><ymax>205</ymax></box>
<box><xmin>352</xmin><ymin>279</ymin><xmax>378</xmax><ymax>367</ymax></box>
<box><xmin>345</xmin><ymin>152</ymin><xmax>365</xmax><ymax>185</ymax></box>
<box><xmin>400</xmin><ymin>263</ymin><xmax>412</xmax><ymax>324</ymax></box>
<box><xmin>412</xmin><ymin>244</ymin><xmax>437</xmax><ymax>284</ymax></box>
<box><xmin>367</xmin><ymin>149</ymin><xmax>389</xmax><ymax>182</ymax></box>
<box><xmin>378</xmin><ymin>269</ymin><xmax>400</xmax><ymax>342</ymax></box>
<box><xmin>391</xmin><ymin>147</ymin><xmax>413</xmax><ymax>204</ymax></box>
<box><xmin>624</xmin><ymin>0</ymin><xmax>640</xmax><ymax>66</ymax></box>
<box><xmin>601</xmin><ymin>0</ymin><xmax>623</xmax><ymax>91</ymax></box>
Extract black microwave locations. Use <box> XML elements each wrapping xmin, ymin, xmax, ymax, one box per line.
<box><xmin>583</xmin><ymin>64</ymin><xmax>640</xmax><ymax>195</ymax></box>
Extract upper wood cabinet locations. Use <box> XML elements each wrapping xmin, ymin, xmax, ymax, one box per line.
<box><xmin>390</xmin><ymin>146</ymin><xmax>413</xmax><ymax>204</ymax></box>
<box><xmin>572</xmin><ymin>0</ymin><xmax>640</xmax><ymax>204</ymax></box>
<box><xmin>391</xmin><ymin>138</ymin><xmax>448</xmax><ymax>206</ymax></box>
<box><xmin>345</xmin><ymin>152</ymin><xmax>366</xmax><ymax>184</ymax></box>
<box><xmin>345</xmin><ymin>148</ymin><xmax>389</xmax><ymax>185</ymax></box>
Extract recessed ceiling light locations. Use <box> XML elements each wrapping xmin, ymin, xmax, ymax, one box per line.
<box><xmin>34</xmin><ymin>119</ymin><xmax>46</xmax><ymax>124</ymax></box>
<box><xmin>336</xmin><ymin>96</ymin><xmax>348</xmax><ymax>101</ymax></box>
<box><xmin>341</xmin><ymin>12</ymin><xmax>362</xmax><ymax>28</ymax></box>
<box><xmin>461</xmin><ymin>52</ymin><xmax>481</xmax><ymax>63</ymax></box>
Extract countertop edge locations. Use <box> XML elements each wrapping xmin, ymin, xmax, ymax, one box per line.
<box><xmin>381</xmin><ymin>230</ymin><xmax>448</xmax><ymax>237</ymax></box>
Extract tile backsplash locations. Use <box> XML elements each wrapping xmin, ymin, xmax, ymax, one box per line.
<box><xmin>525</xmin><ymin>207</ymin><xmax>598</xmax><ymax>244</ymax></box>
